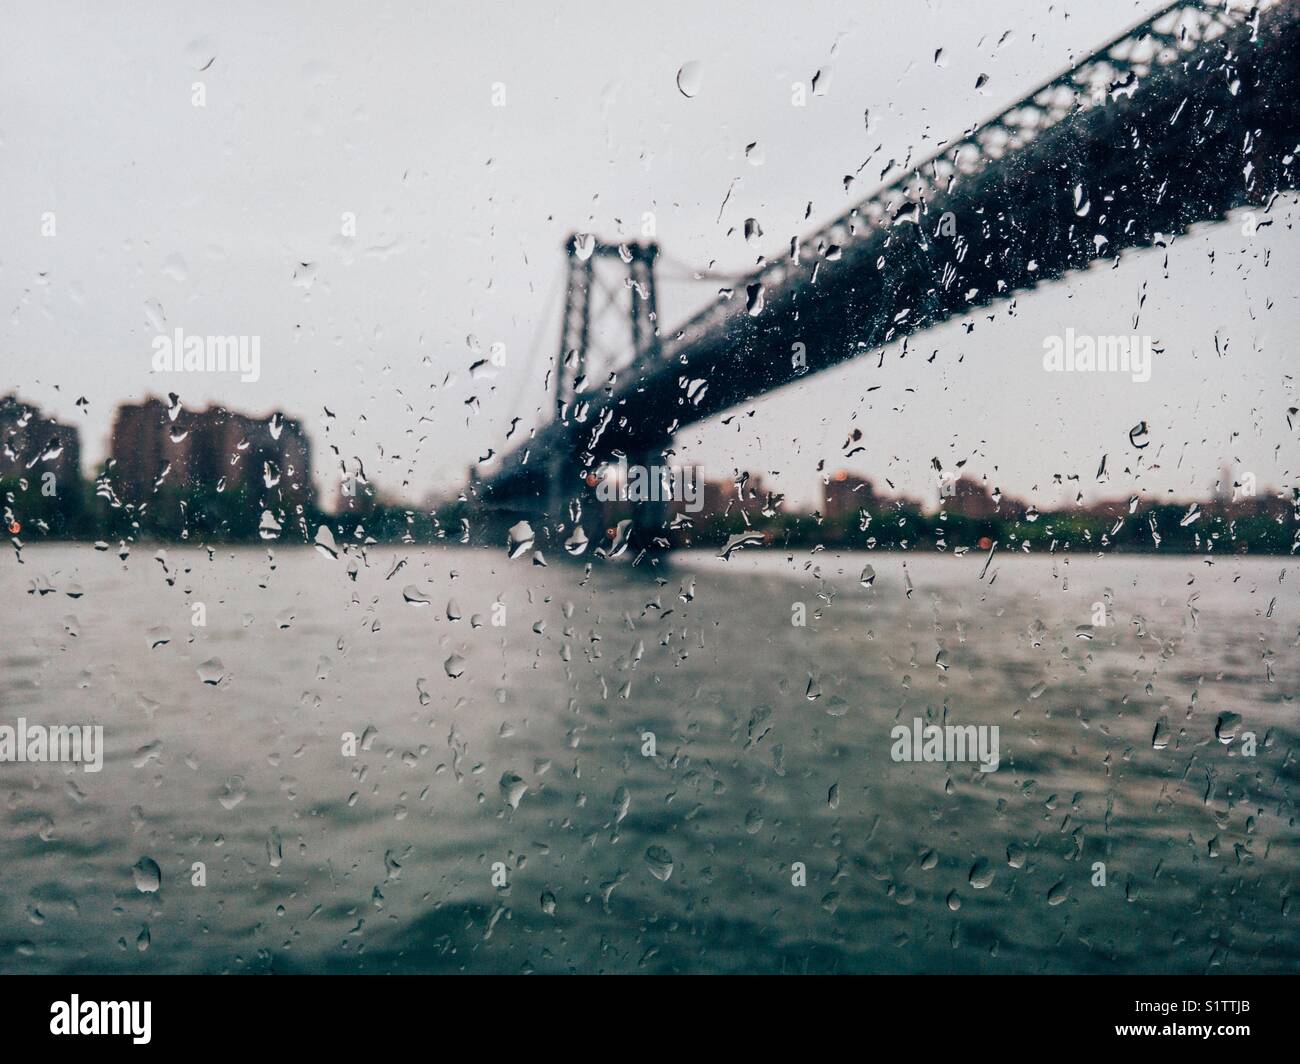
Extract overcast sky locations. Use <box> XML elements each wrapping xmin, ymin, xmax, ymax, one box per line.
<box><xmin>2</xmin><ymin>0</ymin><xmax>1296</xmax><ymax>510</ymax></box>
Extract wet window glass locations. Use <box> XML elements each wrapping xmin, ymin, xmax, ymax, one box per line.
<box><xmin>1</xmin><ymin>0</ymin><xmax>1297</xmax><ymax>995</ymax></box>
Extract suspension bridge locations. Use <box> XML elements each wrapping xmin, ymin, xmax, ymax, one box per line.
<box><xmin>475</xmin><ymin>0</ymin><xmax>1300</xmax><ymax>551</ymax></box>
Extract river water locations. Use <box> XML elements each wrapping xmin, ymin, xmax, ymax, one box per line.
<box><xmin>1</xmin><ymin>544</ymin><xmax>1295</xmax><ymax>973</ymax></box>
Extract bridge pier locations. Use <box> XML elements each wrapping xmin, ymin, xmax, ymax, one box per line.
<box><xmin>623</xmin><ymin>445</ymin><xmax>673</xmax><ymax>556</ymax></box>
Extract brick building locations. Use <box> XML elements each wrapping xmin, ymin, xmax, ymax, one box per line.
<box><xmin>0</xmin><ymin>393</ymin><xmax>82</xmax><ymax>487</ymax></box>
<box><xmin>108</xmin><ymin>398</ymin><xmax>313</xmax><ymax>510</ymax></box>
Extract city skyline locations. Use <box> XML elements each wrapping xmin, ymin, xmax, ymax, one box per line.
<box><xmin>5</xmin><ymin>389</ymin><xmax>1294</xmax><ymax>530</ymax></box>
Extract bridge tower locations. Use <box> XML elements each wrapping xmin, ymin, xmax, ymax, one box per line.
<box><xmin>554</xmin><ymin>236</ymin><xmax>660</xmax><ymax>418</ymax></box>
<box><xmin>547</xmin><ymin>236</ymin><xmax>665</xmax><ymax>547</ymax></box>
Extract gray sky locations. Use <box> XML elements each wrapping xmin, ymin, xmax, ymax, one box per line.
<box><xmin>2</xmin><ymin>0</ymin><xmax>1296</xmax><ymax>510</ymax></box>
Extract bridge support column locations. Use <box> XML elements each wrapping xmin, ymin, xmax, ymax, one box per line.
<box><xmin>544</xmin><ymin>448</ymin><xmax>589</xmax><ymax>554</ymax></box>
<box><xmin>625</xmin><ymin>445</ymin><xmax>672</xmax><ymax>556</ymax></box>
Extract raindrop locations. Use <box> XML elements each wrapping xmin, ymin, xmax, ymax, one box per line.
<box><xmin>675</xmin><ymin>61</ymin><xmax>702</xmax><ymax>98</ymax></box>
<box><xmin>131</xmin><ymin>857</ymin><xmax>161</xmax><ymax>894</ymax></box>
<box><xmin>1214</xmin><ymin>712</ymin><xmax>1242</xmax><ymax>745</ymax></box>
<box><xmin>718</xmin><ymin>531</ymin><xmax>764</xmax><ymax>559</ymax></box>
<box><xmin>196</xmin><ymin>658</ymin><xmax>225</xmax><ymax>686</ymax></box>
<box><xmin>645</xmin><ymin>845</ymin><xmax>674</xmax><ymax>882</ymax></box>
<box><xmin>598</xmin><ymin>520</ymin><xmax>633</xmax><ymax>559</ymax></box>
<box><xmin>500</xmin><ymin>771</ymin><xmax>528</xmax><ymax>810</ymax></box>
<box><xmin>564</xmin><ymin>526</ymin><xmax>589</xmax><ymax>555</ymax></box>
<box><xmin>217</xmin><ymin>777</ymin><xmax>248</xmax><ymax>810</ymax></box>
<box><xmin>507</xmin><ymin>520</ymin><xmax>535</xmax><ymax>559</ymax></box>
<box><xmin>969</xmin><ymin>858</ymin><xmax>995</xmax><ymax>889</ymax></box>
<box><xmin>402</xmin><ymin>585</ymin><xmax>431</xmax><ymax>607</ymax></box>
<box><xmin>186</xmin><ymin>34</ymin><xmax>217</xmax><ymax>71</ymax></box>
<box><xmin>825</xmin><ymin>695</ymin><xmax>849</xmax><ymax>718</ymax></box>
<box><xmin>313</xmin><ymin>525</ymin><xmax>338</xmax><ymax>559</ymax></box>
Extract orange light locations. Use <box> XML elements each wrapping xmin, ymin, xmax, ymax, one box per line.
<box><xmin>7</xmin><ymin>521</ymin><xmax>20</xmax><ymax>535</ymax></box>
<box><xmin>605</xmin><ymin>527</ymin><xmax>616</xmax><ymax>538</ymax></box>
<box><xmin>584</xmin><ymin>473</ymin><xmax>599</xmax><ymax>487</ymax></box>
<box><xmin>978</xmin><ymin>536</ymin><xmax>992</xmax><ymax>550</ymax></box>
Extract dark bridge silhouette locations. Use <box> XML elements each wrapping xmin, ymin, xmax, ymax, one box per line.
<box><xmin>477</xmin><ymin>0</ymin><xmax>1300</xmax><ymax>546</ymax></box>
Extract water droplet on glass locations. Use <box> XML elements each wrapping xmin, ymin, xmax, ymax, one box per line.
<box><xmin>131</xmin><ymin>857</ymin><xmax>161</xmax><ymax>894</ymax></box>
<box><xmin>564</xmin><ymin>526</ymin><xmax>589</xmax><ymax>555</ymax></box>
<box><xmin>507</xmin><ymin>520</ymin><xmax>535</xmax><ymax>559</ymax></box>
<box><xmin>500</xmin><ymin>771</ymin><xmax>527</xmax><ymax>810</ymax></box>
<box><xmin>258</xmin><ymin>510</ymin><xmax>282</xmax><ymax>540</ymax></box>
<box><xmin>186</xmin><ymin>35</ymin><xmax>217</xmax><ymax>71</ymax></box>
<box><xmin>718</xmin><ymin>531</ymin><xmax>765</xmax><ymax>559</ymax></box>
<box><xmin>645</xmin><ymin>845</ymin><xmax>674</xmax><ymax>881</ymax></box>
<box><xmin>969</xmin><ymin>858</ymin><xmax>995</xmax><ymax>889</ymax></box>
<box><xmin>676</xmin><ymin>61</ymin><xmax>702</xmax><ymax>98</ymax></box>
<box><xmin>402</xmin><ymin>585</ymin><xmax>431</xmax><ymax>607</ymax></box>
<box><xmin>217</xmin><ymin>776</ymin><xmax>248</xmax><ymax>810</ymax></box>
<box><xmin>1214</xmin><ymin>712</ymin><xmax>1241</xmax><ymax>744</ymax></box>
<box><xmin>313</xmin><ymin>525</ymin><xmax>338</xmax><ymax>559</ymax></box>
